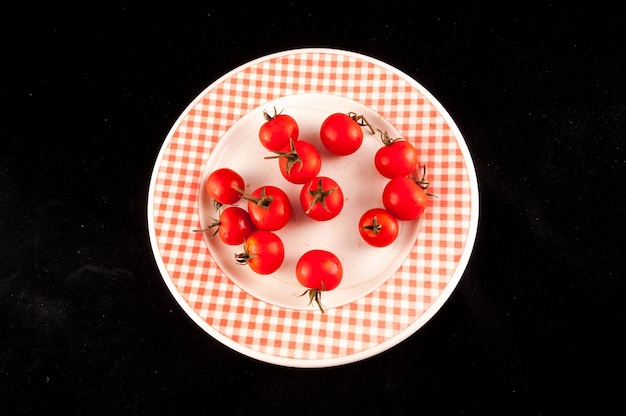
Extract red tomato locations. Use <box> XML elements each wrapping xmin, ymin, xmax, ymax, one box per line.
<box><xmin>382</xmin><ymin>176</ymin><xmax>428</xmax><ymax>220</ymax></box>
<box><xmin>358</xmin><ymin>208</ymin><xmax>399</xmax><ymax>247</ymax></box>
<box><xmin>296</xmin><ymin>249</ymin><xmax>343</xmax><ymax>313</ymax></box>
<box><xmin>245</xmin><ymin>185</ymin><xmax>292</xmax><ymax>231</ymax></box>
<box><xmin>319</xmin><ymin>113</ymin><xmax>365</xmax><ymax>155</ymax></box>
<box><xmin>374</xmin><ymin>139</ymin><xmax>418</xmax><ymax>179</ymax></box>
<box><xmin>235</xmin><ymin>230</ymin><xmax>284</xmax><ymax>274</ymax></box>
<box><xmin>299</xmin><ymin>177</ymin><xmax>344</xmax><ymax>221</ymax></box>
<box><xmin>258</xmin><ymin>108</ymin><xmax>299</xmax><ymax>151</ymax></box>
<box><xmin>194</xmin><ymin>206</ymin><xmax>255</xmax><ymax>244</ymax></box>
<box><xmin>205</xmin><ymin>168</ymin><xmax>244</xmax><ymax>206</ymax></box>
<box><xmin>217</xmin><ymin>206</ymin><xmax>255</xmax><ymax>245</ymax></box>
<box><xmin>265</xmin><ymin>139</ymin><xmax>322</xmax><ymax>184</ymax></box>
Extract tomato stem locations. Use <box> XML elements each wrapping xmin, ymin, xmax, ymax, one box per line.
<box><xmin>410</xmin><ymin>165</ymin><xmax>439</xmax><ymax>198</ymax></box>
<box><xmin>234</xmin><ymin>252</ymin><xmax>250</xmax><ymax>265</ymax></box>
<box><xmin>362</xmin><ymin>216</ymin><xmax>382</xmax><ymax>234</ymax></box>
<box><xmin>412</xmin><ymin>165</ymin><xmax>430</xmax><ymax>190</ymax></box>
<box><xmin>347</xmin><ymin>111</ymin><xmax>375</xmax><ymax>135</ymax></box>
<box><xmin>376</xmin><ymin>128</ymin><xmax>402</xmax><ymax>146</ymax></box>
<box><xmin>263</xmin><ymin>138</ymin><xmax>302</xmax><ymax>175</ymax></box>
<box><xmin>212</xmin><ymin>200</ymin><xmax>223</xmax><ymax>211</ymax></box>
<box><xmin>299</xmin><ymin>285</ymin><xmax>326</xmax><ymax>313</ymax></box>
<box><xmin>237</xmin><ymin>186</ymin><xmax>274</xmax><ymax>209</ymax></box>
<box><xmin>234</xmin><ymin>247</ymin><xmax>258</xmax><ymax>265</ymax></box>
<box><xmin>263</xmin><ymin>106</ymin><xmax>283</xmax><ymax>121</ymax></box>
<box><xmin>305</xmin><ymin>179</ymin><xmax>337</xmax><ymax>214</ymax></box>
<box><xmin>192</xmin><ymin>216</ymin><xmax>221</xmax><ymax>239</ymax></box>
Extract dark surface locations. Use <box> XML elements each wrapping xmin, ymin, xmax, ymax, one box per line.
<box><xmin>2</xmin><ymin>3</ymin><xmax>624</xmax><ymax>415</ymax></box>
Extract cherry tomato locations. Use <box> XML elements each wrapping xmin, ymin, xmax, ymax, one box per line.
<box><xmin>299</xmin><ymin>177</ymin><xmax>344</xmax><ymax>221</ymax></box>
<box><xmin>382</xmin><ymin>176</ymin><xmax>428</xmax><ymax>220</ymax></box>
<box><xmin>205</xmin><ymin>168</ymin><xmax>244</xmax><ymax>206</ymax></box>
<box><xmin>319</xmin><ymin>112</ymin><xmax>365</xmax><ymax>156</ymax></box>
<box><xmin>195</xmin><ymin>206</ymin><xmax>255</xmax><ymax>245</ymax></box>
<box><xmin>258</xmin><ymin>108</ymin><xmax>299</xmax><ymax>152</ymax></box>
<box><xmin>296</xmin><ymin>249</ymin><xmax>343</xmax><ymax>313</ymax></box>
<box><xmin>265</xmin><ymin>139</ymin><xmax>322</xmax><ymax>184</ymax></box>
<box><xmin>245</xmin><ymin>185</ymin><xmax>292</xmax><ymax>231</ymax></box>
<box><xmin>358</xmin><ymin>208</ymin><xmax>399</xmax><ymax>247</ymax></box>
<box><xmin>235</xmin><ymin>230</ymin><xmax>284</xmax><ymax>274</ymax></box>
<box><xmin>217</xmin><ymin>206</ymin><xmax>256</xmax><ymax>245</ymax></box>
<box><xmin>374</xmin><ymin>139</ymin><xmax>418</xmax><ymax>179</ymax></box>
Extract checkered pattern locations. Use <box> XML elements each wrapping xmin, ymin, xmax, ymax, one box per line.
<box><xmin>148</xmin><ymin>49</ymin><xmax>478</xmax><ymax>367</ymax></box>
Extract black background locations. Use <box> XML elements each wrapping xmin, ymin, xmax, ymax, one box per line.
<box><xmin>2</xmin><ymin>2</ymin><xmax>625</xmax><ymax>415</ymax></box>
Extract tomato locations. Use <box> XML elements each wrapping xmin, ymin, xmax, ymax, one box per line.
<box><xmin>235</xmin><ymin>230</ymin><xmax>284</xmax><ymax>274</ymax></box>
<box><xmin>216</xmin><ymin>206</ymin><xmax>255</xmax><ymax>245</ymax></box>
<box><xmin>374</xmin><ymin>138</ymin><xmax>418</xmax><ymax>179</ymax></box>
<box><xmin>194</xmin><ymin>206</ymin><xmax>255</xmax><ymax>245</ymax></box>
<box><xmin>382</xmin><ymin>176</ymin><xmax>428</xmax><ymax>220</ymax></box>
<box><xmin>265</xmin><ymin>139</ymin><xmax>322</xmax><ymax>184</ymax></box>
<box><xmin>299</xmin><ymin>177</ymin><xmax>344</xmax><ymax>221</ymax></box>
<box><xmin>258</xmin><ymin>107</ymin><xmax>299</xmax><ymax>151</ymax></box>
<box><xmin>296</xmin><ymin>249</ymin><xmax>343</xmax><ymax>313</ymax></box>
<box><xmin>319</xmin><ymin>112</ymin><xmax>372</xmax><ymax>156</ymax></box>
<box><xmin>358</xmin><ymin>208</ymin><xmax>399</xmax><ymax>247</ymax></box>
<box><xmin>244</xmin><ymin>185</ymin><xmax>292</xmax><ymax>231</ymax></box>
<box><xmin>205</xmin><ymin>168</ymin><xmax>244</xmax><ymax>206</ymax></box>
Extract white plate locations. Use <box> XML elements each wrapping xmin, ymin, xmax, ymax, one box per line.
<box><xmin>198</xmin><ymin>93</ymin><xmax>422</xmax><ymax>311</ymax></box>
<box><xmin>148</xmin><ymin>48</ymin><xmax>479</xmax><ymax>367</ymax></box>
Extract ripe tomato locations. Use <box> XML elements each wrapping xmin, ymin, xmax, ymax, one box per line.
<box><xmin>258</xmin><ymin>108</ymin><xmax>299</xmax><ymax>151</ymax></box>
<box><xmin>217</xmin><ymin>206</ymin><xmax>255</xmax><ymax>245</ymax></box>
<box><xmin>194</xmin><ymin>206</ymin><xmax>255</xmax><ymax>245</ymax></box>
<box><xmin>358</xmin><ymin>208</ymin><xmax>399</xmax><ymax>247</ymax></box>
<box><xmin>265</xmin><ymin>139</ymin><xmax>322</xmax><ymax>184</ymax></box>
<box><xmin>205</xmin><ymin>168</ymin><xmax>244</xmax><ymax>206</ymax></box>
<box><xmin>382</xmin><ymin>176</ymin><xmax>428</xmax><ymax>220</ymax></box>
<box><xmin>296</xmin><ymin>249</ymin><xmax>343</xmax><ymax>313</ymax></box>
<box><xmin>319</xmin><ymin>112</ymin><xmax>367</xmax><ymax>156</ymax></box>
<box><xmin>245</xmin><ymin>185</ymin><xmax>292</xmax><ymax>231</ymax></box>
<box><xmin>299</xmin><ymin>177</ymin><xmax>344</xmax><ymax>221</ymax></box>
<box><xmin>235</xmin><ymin>230</ymin><xmax>284</xmax><ymax>274</ymax></box>
<box><xmin>374</xmin><ymin>139</ymin><xmax>418</xmax><ymax>179</ymax></box>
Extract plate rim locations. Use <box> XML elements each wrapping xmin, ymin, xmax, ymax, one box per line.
<box><xmin>147</xmin><ymin>47</ymin><xmax>480</xmax><ymax>368</ymax></box>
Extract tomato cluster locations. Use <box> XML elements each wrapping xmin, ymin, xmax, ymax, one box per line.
<box><xmin>375</xmin><ymin>130</ymin><xmax>431</xmax><ymax>222</ymax></box>
<box><xmin>200</xmin><ymin>108</ymin><xmax>432</xmax><ymax>313</ymax></box>
<box><xmin>197</xmin><ymin>167</ymin><xmax>288</xmax><ymax>275</ymax></box>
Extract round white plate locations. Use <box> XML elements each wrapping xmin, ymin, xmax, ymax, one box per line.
<box><xmin>148</xmin><ymin>48</ymin><xmax>479</xmax><ymax>367</ymax></box>
<box><xmin>198</xmin><ymin>93</ymin><xmax>422</xmax><ymax>311</ymax></box>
